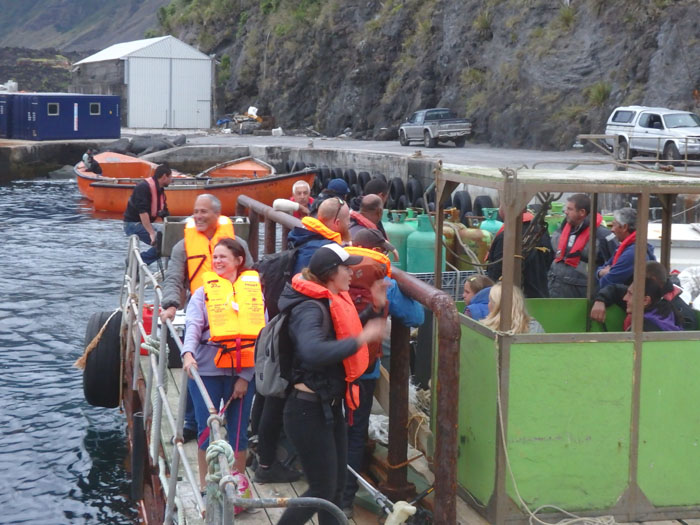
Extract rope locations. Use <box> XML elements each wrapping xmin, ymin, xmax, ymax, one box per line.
<box><xmin>386</xmin><ymin>453</ymin><xmax>424</xmax><ymax>470</ymax></box>
<box><xmin>140</xmin><ymin>335</ymin><xmax>160</xmax><ymax>357</ymax></box>
<box><xmin>205</xmin><ymin>439</ymin><xmax>235</xmax><ymax>498</ymax></box>
<box><xmin>73</xmin><ymin>308</ymin><xmax>121</xmax><ymax>370</ymax></box>
<box><xmin>491</xmin><ymin>334</ymin><xmax>616</xmax><ymax>525</ymax></box>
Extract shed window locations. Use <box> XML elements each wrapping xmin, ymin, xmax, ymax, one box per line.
<box><xmin>90</xmin><ymin>102</ymin><xmax>101</xmax><ymax>115</ymax></box>
<box><xmin>47</xmin><ymin>103</ymin><xmax>59</xmax><ymax>116</ymax></box>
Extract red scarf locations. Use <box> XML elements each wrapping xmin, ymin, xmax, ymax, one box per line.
<box><xmin>554</xmin><ymin>214</ymin><xmax>602</xmax><ymax>268</ymax></box>
<box><xmin>612</xmin><ymin>231</ymin><xmax>636</xmax><ymax>266</ymax></box>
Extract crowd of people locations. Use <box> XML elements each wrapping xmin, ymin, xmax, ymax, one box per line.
<box><xmin>121</xmin><ymin>169</ymin><xmax>697</xmax><ymax>520</ymax></box>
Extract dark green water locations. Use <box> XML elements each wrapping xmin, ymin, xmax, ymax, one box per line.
<box><xmin>0</xmin><ymin>178</ymin><xmax>137</xmax><ymax>524</ymax></box>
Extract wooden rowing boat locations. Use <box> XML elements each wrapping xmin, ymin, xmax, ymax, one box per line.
<box><xmin>74</xmin><ymin>152</ymin><xmax>312</xmax><ymax>215</ymax></box>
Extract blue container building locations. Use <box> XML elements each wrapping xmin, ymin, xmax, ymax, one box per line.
<box><xmin>0</xmin><ymin>94</ymin><xmax>11</xmax><ymax>139</ymax></box>
<box><xmin>5</xmin><ymin>93</ymin><xmax>120</xmax><ymax>141</ymax></box>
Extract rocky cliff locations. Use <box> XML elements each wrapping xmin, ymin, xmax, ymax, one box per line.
<box><xmin>157</xmin><ymin>0</ymin><xmax>699</xmax><ymax>149</ymax></box>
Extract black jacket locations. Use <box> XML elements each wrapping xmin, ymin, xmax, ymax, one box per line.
<box><xmin>486</xmin><ymin>220</ymin><xmax>553</xmax><ymax>298</ymax></box>
<box><xmin>277</xmin><ymin>282</ymin><xmax>378</xmax><ymax>402</ymax></box>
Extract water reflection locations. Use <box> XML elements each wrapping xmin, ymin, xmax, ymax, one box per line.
<box><xmin>0</xmin><ymin>178</ymin><xmax>137</xmax><ymax>524</ymax></box>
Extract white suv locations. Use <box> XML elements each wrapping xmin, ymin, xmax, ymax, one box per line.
<box><xmin>605</xmin><ymin>106</ymin><xmax>700</xmax><ymax>161</ymax></box>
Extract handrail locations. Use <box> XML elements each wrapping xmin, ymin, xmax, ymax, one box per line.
<box><xmin>235</xmin><ymin>195</ymin><xmax>461</xmax><ymax>523</ymax></box>
<box><xmin>121</xmin><ymin>235</ymin><xmax>348</xmax><ymax>524</ymax></box>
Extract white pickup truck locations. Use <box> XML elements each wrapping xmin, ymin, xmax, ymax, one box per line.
<box><xmin>605</xmin><ymin>105</ymin><xmax>700</xmax><ymax>162</ymax></box>
<box><xmin>399</xmin><ymin>108</ymin><xmax>472</xmax><ymax>148</ymax></box>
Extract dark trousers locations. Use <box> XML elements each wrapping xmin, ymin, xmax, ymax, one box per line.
<box><xmin>254</xmin><ymin>395</ymin><xmax>287</xmax><ymax>466</ymax></box>
<box><xmin>277</xmin><ymin>396</ymin><xmax>347</xmax><ymax>525</ymax></box>
<box><xmin>342</xmin><ymin>378</ymin><xmax>376</xmax><ymax>507</ymax></box>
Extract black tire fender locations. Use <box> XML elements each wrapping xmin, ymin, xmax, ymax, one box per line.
<box><xmin>83</xmin><ymin>310</ymin><xmax>122</xmax><ymax>408</ymax></box>
<box><xmin>358</xmin><ymin>171</ymin><xmax>371</xmax><ymax>189</ymax></box>
<box><xmin>331</xmin><ymin>167</ymin><xmax>344</xmax><ymax>181</ymax></box>
<box><xmin>372</xmin><ymin>172</ymin><xmax>387</xmax><ymax>183</ymax></box>
<box><xmin>344</xmin><ymin>169</ymin><xmax>357</xmax><ymax>186</ymax></box>
<box><xmin>452</xmin><ymin>190</ymin><xmax>472</xmax><ymax>221</ymax></box>
<box><xmin>406</xmin><ymin>177</ymin><xmax>424</xmax><ymax>206</ymax></box>
<box><xmin>473</xmin><ymin>195</ymin><xmax>495</xmax><ymax>217</ymax></box>
<box><xmin>389</xmin><ymin>177</ymin><xmax>406</xmax><ymax>201</ymax></box>
<box><xmin>396</xmin><ymin>194</ymin><xmax>408</xmax><ymax>210</ymax></box>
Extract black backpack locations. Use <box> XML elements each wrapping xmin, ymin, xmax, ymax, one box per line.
<box><xmin>255</xmin><ymin>300</ymin><xmax>328</xmax><ymax>398</ymax></box>
<box><xmin>253</xmin><ymin>247</ymin><xmax>298</xmax><ymax>318</ymax></box>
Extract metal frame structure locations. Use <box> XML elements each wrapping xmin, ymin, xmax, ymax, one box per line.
<box><xmin>434</xmin><ymin>163</ymin><xmax>700</xmax><ymax>524</ymax></box>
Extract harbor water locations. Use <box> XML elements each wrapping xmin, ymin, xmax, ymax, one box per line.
<box><xmin>0</xmin><ymin>177</ymin><xmax>137</xmax><ymax>524</ymax></box>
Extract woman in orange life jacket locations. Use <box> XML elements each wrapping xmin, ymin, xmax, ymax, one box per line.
<box><xmin>276</xmin><ymin>244</ymin><xmax>387</xmax><ymax>525</ymax></box>
<box><xmin>181</xmin><ymin>237</ymin><xmax>264</xmax><ymax>491</ymax></box>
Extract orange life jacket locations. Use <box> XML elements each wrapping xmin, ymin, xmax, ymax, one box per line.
<box><xmin>291</xmin><ymin>274</ymin><xmax>369</xmax><ymax>411</ymax></box>
<box><xmin>301</xmin><ymin>216</ymin><xmax>342</xmax><ymax>244</ymax></box>
<box><xmin>203</xmin><ymin>270</ymin><xmax>266</xmax><ymax>372</ymax></box>
<box><xmin>184</xmin><ymin>216</ymin><xmax>235</xmax><ymax>294</ymax></box>
<box><xmin>145</xmin><ymin>176</ymin><xmax>166</xmax><ymax>220</ymax></box>
<box><xmin>345</xmin><ymin>247</ymin><xmax>390</xmax><ymax>369</ymax></box>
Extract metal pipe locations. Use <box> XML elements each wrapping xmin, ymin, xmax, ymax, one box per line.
<box><xmin>380</xmin><ymin>317</ymin><xmax>415</xmax><ymax>501</ymax></box>
<box><xmin>131</xmin><ymin>411</ymin><xmax>146</xmax><ymax>501</ymax></box>
<box><xmin>264</xmin><ymin>217</ymin><xmax>277</xmax><ymax>255</ymax></box>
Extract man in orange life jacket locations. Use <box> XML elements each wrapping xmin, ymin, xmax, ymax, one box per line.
<box><xmin>548</xmin><ymin>193</ymin><xmax>618</xmax><ymax>298</ymax></box>
<box><xmin>596</xmin><ymin>207</ymin><xmax>655</xmax><ymax>288</ymax></box>
<box><xmin>340</xmin><ymin>228</ymin><xmax>425</xmax><ymax>515</ymax></box>
<box><xmin>123</xmin><ymin>163</ymin><xmax>173</xmax><ymax>265</ymax></box>
<box><xmin>288</xmin><ymin>197</ymin><xmax>351</xmax><ymax>274</ymax></box>
<box><xmin>159</xmin><ymin>194</ymin><xmax>252</xmax><ymax>441</ymax></box>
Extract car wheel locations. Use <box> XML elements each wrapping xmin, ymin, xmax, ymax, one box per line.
<box><xmin>454</xmin><ymin>136</ymin><xmax>466</xmax><ymax>148</ymax></box>
<box><xmin>399</xmin><ymin>130</ymin><xmax>408</xmax><ymax>146</ymax></box>
<box><xmin>663</xmin><ymin>142</ymin><xmax>681</xmax><ymax>165</ymax></box>
<box><xmin>424</xmin><ymin>131</ymin><xmax>436</xmax><ymax>148</ymax></box>
<box><xmin>614</xmin><ymin>138</ymin><xmax>630</xmax><ymax>171</ymax></box>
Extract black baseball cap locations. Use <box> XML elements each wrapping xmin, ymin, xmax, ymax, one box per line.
<box><xmin>309</xmin><ymin>244</ymin><xmax>363</xmax><ymax>276</ymax></box>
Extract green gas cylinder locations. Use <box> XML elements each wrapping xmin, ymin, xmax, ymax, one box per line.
<box><xmin>479</xmin><ymin>208</ymin><xmax>503</xmax><ymax>236</ymax></box>
<box><xmin>406</xmin><ymin>214</ymin><xmax>446</xmax><ymax>273</ymax></box>
<box><xmin>384</xmin><ymin>211</ymin><xmax>414</xmax><ymax>271</ymax></box>
<box><xmin>545</xmin><ymin>202</ymin><xmax>565</xmax><ymax>233</ymax></box>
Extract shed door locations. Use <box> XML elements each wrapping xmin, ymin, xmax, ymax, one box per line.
<box><xmin>171</xmin><ymin>59</ymin><xmax>211</xmax><ymax>128</ymax></box>
<box><xmin>128</xmin><ymin>58</ymin><xmax>170</xmax><ymax>128</ymax></box>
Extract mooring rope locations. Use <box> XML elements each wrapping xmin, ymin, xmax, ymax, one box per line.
<box><xmin>73</xmin><ymin>308</ymin><xmax>121</xmax><ymax>370</ymax></box>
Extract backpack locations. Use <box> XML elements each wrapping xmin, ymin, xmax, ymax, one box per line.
<box><xmin>254</xmin><ymin>300</ymin><xmax>328</xmax><ymax>398</ymax></box>
<box><xmin>253</xmin><ymin>247</ymin><xmax>298</xmax><ymax>318</ymax></box>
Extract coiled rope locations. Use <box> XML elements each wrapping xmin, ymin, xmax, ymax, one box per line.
<box><xmin>205</xmin><ymin>439</ymin><xmax>235</xmax><ymax>503</ymax></box>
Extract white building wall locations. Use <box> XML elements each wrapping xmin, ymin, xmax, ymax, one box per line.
<box><xmin>127</xmin><ymin>57</ymin><xmax>170</xmax><ymax>128</ymax></box>
<box><xmin>172</xmin><ymin>59</ymin><xmax>211</xmax><ymax>128</ymax></box>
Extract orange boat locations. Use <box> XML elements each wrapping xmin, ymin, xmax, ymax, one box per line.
<box><xmin>75</xmin><ymin>152</ymin><xmax>314</xmax><ymax>215</ymax></box>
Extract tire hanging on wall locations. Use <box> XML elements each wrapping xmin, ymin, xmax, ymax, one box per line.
<box><xmin>82</xmin><ymin>310</ymin><xmax>122</xmax><ymax>408</ymax></box>
<box><xmin>473</xmin><ymin>195</ymin><xmax>495</xmax><ymax>217</ymax></box>
<box><xmin>332</xmin><ymin>167</ymin><xmax>344</xmax><ymax>181</ymax></box>
<box><xmin>452</xmin><ymin>190</ymin><xmax>472</xmax><ymax>223</ymax></box>
<box><xmin>358</xmin><ymin>171</ymin><xmax>371</xmax><ymax>189</ymax></box>
<box><xmin>406</xmin><ymin>178</ymin><xmax>424</xmax><ymax>206</ymax></box>
<box><xmin>389</xmin><ymin>177</ymin><xmax>406</xmax><ymax>202</ymax></box>
<box><xmin>344</xmin><ymin>169</ymin><xmax>357</xmax><ymax>186</ymax></box>
<box><xmin>396</xmin><ymin>194</ymin><xmax>408</xmax><ymax>210</ymax></box>
<box><xmin>373</xmin><ymin>172</ymin><xmax>387</xmax><ymax>183</ymax></box>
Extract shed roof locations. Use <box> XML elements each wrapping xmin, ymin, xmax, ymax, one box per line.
<box><xmin>440</xmin><ymin>164</ymin><xmax>700</xmax><ymax>195</ymax></box>
<box><xmin>74</xmin><ymin>35</ymin><xmax>210</xmax><ymax>65</ymax></box>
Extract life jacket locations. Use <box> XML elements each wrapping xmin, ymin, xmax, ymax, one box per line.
<box><xmin>612</xmin><ymin>231</ymin><xmax>635</xmax><ymax>266</ymax></box>
<box><xmin>554</xmin><ymin>214</ymin><xmax>603</xmax><ymax>268</ymax></box>
<box><xmin>349</xmin><ymin>210</ymin><xmax>379</xmax><ymax>231</ymax></box>
<box><xmin>184</xmin><ymin>216</ymin><xmax>235</xmax><ymax>294</ymax></box>
<box><xmin>291</xmin><ymin>274</ymin><xmax>369</xmax><ymax>411</ymax></box>
<box><xmin>145</xmin><ymin>176</ymin><xmax>166</xmax><ymax>220</ymax></box>
<box><xmin>494</xmin><ymin>211</ymin><xmax>534</xmax><ymax>238</ymax></box>
<box><xmin>301</xmin><ymin>216</ymin><xmax>342</xmax><ymax>244</ymax></box>
<box><xmin>203</xmin><ymin>270</ymin><xmax>266</xmax><ymax>372</ymax></box>
<box><xmin>345</xmin><ymin>246</ymin><xmax>390</xmax><ymax>370</ymax></box>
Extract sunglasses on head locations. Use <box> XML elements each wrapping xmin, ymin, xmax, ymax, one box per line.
<box><xmin>333</xmin><ymin>197</ymin><xmax>346</xmax><ymax>221</ymax></box>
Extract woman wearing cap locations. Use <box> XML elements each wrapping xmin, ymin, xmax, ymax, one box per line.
<box><xmin>276</xmin><ymin>244</ymin><xmax>387</xmax><ymax>525</ymax></box>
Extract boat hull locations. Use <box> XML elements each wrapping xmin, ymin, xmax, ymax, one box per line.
<box><xmin>90</xmin><ymin>171</ymin><xmax>316</xmax><ymax>216</ymax></box>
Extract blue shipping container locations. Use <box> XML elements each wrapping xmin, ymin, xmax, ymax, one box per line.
<box><xmin>0</xmin><ymin>94</ymin><xmax>11</xmax><ymax>139</ymax></box>
<box><xmin>8</xmin><ymin>93</ymin><xmax>120</xmax><ymax>141</ymax></box>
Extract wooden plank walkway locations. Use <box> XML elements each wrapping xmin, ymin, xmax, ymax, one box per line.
<box><xmin>142</xmin><ymin>356</ymin><xmax>388</xmax><ymax>524</ymax></box>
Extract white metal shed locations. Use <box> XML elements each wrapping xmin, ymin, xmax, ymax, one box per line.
<box><xmin>75</xmin><ymin>36</ymin><xmax>212</xmax><ymax>129</ymax></box>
